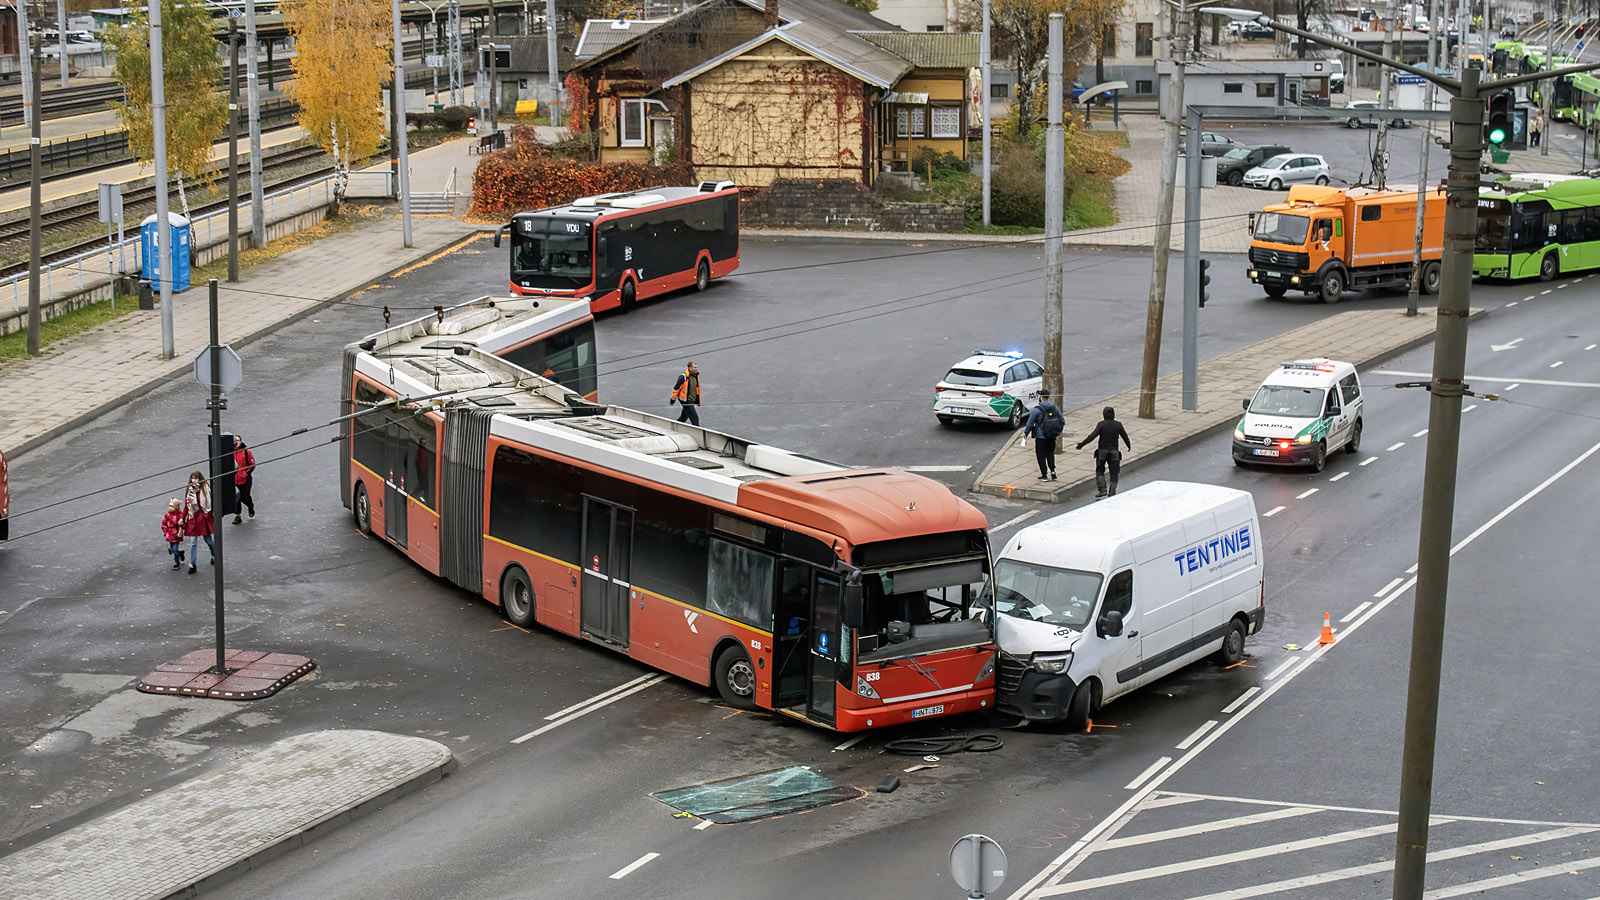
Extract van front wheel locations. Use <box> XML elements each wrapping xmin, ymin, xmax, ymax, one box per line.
<box><xmin>1215</xmin><ymin>619</ymin><xmax>1247</xmax><ymax>666</ymax></box>
<box><xmin>1065</xmin><ymin>680</ymin><xmax>1094</xmax><ymax>733</ymax></box>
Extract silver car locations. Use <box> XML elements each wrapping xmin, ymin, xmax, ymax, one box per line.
<box><xmin>1344</xmin><ymin>99</ymin><xmax>1410</xmax><ymax>129</ymax></box>
<box><xmin>1242</xmin><ymin>153</ymin><xmax>1331</xmax><ymax>190</ymax></box>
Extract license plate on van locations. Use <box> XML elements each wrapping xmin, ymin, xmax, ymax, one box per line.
<box><xmin>1253</xmin><ymin>448</ymin><xmax>1280</xmax><ymax>457</ymax></box>
<box><xmin>912</xmin><ymin>704</ymin><xmax>945</xmax><ymax>719</ymax></box>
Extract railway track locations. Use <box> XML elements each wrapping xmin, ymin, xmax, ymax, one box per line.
<box><xmin>0</xmin><ymin>145</ymin><xmax>332</xmax><ymax>279</ymax></box>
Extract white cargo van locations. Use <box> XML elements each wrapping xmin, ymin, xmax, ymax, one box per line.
<box><xmin>987</xmin><ymin>481</ymin><xmax>1265</xmax><ymax>729</ymax></box>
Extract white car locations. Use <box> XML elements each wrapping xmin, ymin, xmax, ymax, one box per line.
<box><xmin>1232</xmin><ymin>358</ymin><xmax>1364</xmax><ymax>472</ymax></box>
<box><xmin>934</xmin><ymin>350</ymin><xmax>1045</xmax><ymax>429</ymax></box>
<box><xmin>1242</xmin><ymin>153</ymin><xmax>1331</xmax><ymax>190</ymax></box>
<box><xmin>1344</xmin><ymin>99</ymin><xmax>1410</xmax><ymax>129</ymax></box>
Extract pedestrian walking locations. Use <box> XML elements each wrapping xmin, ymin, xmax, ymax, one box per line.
<box><xmin>1530</xmin><ymin>108</ymin><xmax>1544</xmax><ymax>147</ymax></box>
<box><xmin>670</xmin><ymin>361</ymin><xmax>702</xmax><ymax>426</ymax></box>
<box><xmin>1022</xmin><ymin>389</ymin><xmax>1066</xmax><ymax>482</ymax></box>
<box><xmin>180</xmin><ymin>471</ymin><xmax>215</xmax><ymax>574</ymax></box>
<box><xmin>1075</xmin><ymin>406</ymin><xmax>1132</xmax><ymax>498</ymax></box>
<box><xmin>232</xmin><ymin>436</ymin><xmax>257</xmax><ymax>524</ymax></box>
<box><xmin>161</xmin><ymin>499</ymin><xmax>185</xmax><ymax>569</ymax></box>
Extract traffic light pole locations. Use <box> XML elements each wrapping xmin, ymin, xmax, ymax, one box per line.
<box><xmin>1182</xmin><ymin>106</ymin><xmax>1202</xmax><ymax>412</ymax></box>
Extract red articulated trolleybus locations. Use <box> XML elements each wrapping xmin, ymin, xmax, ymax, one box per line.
<box><xmin>492</xmin><ymin>182</ymin><xmax>740</xmax><ymax>314</ymax></box>
<box><xmin>340</xmin><ymin>325</ymin><xmax>998</xmax><ymax>733</ymax></box>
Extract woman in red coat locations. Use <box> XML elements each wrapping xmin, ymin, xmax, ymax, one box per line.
<box><xmin>180</xmin><ymin>471</ymin><xmax>214</xmax><ymax>574</ymax></box>
<box><xmin>232</xmin><ymin>436</ymin><xmax>257</xmax><ymax>524</ymax></box>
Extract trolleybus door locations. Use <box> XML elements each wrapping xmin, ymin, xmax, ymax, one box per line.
<box><xmin>580</xmin><ymin>496</ymin><xmax>633</xmax><ymax>648</ymax></box>
<box><xmin>808</xmin><ymin>573</ymin><xmax>843</xmax><ymax>725</ymax></box>
<box><xmin>383</xmin><ymin>421</ymin><xmax>408</xmax><ymax>549</ymax></box>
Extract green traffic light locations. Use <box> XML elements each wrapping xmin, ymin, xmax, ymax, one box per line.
<box><xmin>1488</xmin><ymin>127</ymin><xmax>1507</xmax><ymax>144</ymax></box>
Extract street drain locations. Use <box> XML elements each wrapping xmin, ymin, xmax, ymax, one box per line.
<box><xmin>651</xmin><ymin>765</ymin><xmax>862</xmax><ymax>824</ymax></box>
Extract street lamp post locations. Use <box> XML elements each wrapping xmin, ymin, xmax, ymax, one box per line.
<box><xmin>419</xmin><ymin>0</ymin><xmax>443</xmax><ymax>104</ymax></box>
<box><xmin>392</xmin><ymin>0</ymin><xmax>414</xmax><ymax>248</ymax></box>
<box><xmin>1200</xmin><ymin>9</ymin><xmax>1600</xmax><ymax>899</ymax></box>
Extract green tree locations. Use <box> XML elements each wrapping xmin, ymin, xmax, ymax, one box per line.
<box><xmin>284</xmin><ymin>0</ymin><xmax>392</xmax><ymax>199</ymax></box>
<box><xmin>103</xmin><ymin>0</ymin><xmax>228</xmax><ymax>215</ymax></box>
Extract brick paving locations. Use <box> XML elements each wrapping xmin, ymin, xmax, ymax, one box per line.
<box><xmin>973</xmin><ymin>306</ymin><xmax>1478</xmax><ymax>501</ymax></box>
<box><xmin>0</xmin><ymin>730</ymin><xmax>452</xmax><ymax>900</ymax></box>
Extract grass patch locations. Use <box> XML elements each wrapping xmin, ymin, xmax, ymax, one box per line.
<box><xmin>0</xmin><ymin>295</ymin><xmax>138</xmax><ymax>360</ymax></box>
<box><xmin>1064</xmin><ymin>177</ymin><xmax>1117</xmax><ymax>230</ymax></box>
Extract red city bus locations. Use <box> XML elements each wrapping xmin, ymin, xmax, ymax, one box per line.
<box><xmin>492</xmin><ymin>182</ymin><xmax>739</xmax><ymax>314</ymax></box>
<box><xmin>340</xmin><ymin>329</ymin><xmax>997</xmax><ymax>732</ymax></box>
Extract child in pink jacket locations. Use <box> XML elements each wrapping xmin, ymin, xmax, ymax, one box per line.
<box><xmin>161</xmin><ymin>499</ymin><xmax>185</xmax><ymax>569</ymax></box>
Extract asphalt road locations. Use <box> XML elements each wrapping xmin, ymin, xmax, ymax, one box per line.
<box><xmin>2</xmin><ymin>235</ymin><xmax>1594</xmax><ymax>900</ymax></box>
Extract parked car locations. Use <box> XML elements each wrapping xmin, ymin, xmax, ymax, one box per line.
<box><xmin>1200</xmin><ymin>131</ymin><xmax>1243</xmax><ymax>157</ymax></box>
<box><xmin>1242</xmin><ymin>153</ymin><xmax>1331</xmax><ymax>190</ymax></box>
<box><xmin>1343</xmin><ymin>99</ymin><xmax>1410</xmax><ymax>128</ymax></box>
<box><xmin>1217</xmin><ymin>144</ymin><xmax>1293</xmax><ymax>186</ymax></box>
<box><xmin>1327</xmin><ymin>59</ymin><xmax>1345</xmax><ymax>93</ymax></box>
<box><xmin>1241</xmin><ymin>22</ymin><xmax>1274</xmax><ymax>39</ymax></box>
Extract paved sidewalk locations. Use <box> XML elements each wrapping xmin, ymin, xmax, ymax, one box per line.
<box><xmin>0</xmin><ymin>730</ymin><xmax>453</xmax><ymax>900</ymax></box>
<box><xmin>0</xmin><ymin>211</ymin><xmax>480</xmax><ymax>456</ymax></box>
<box><xmin>973</xmin><ymin>306</ymin><xmax>1482</xmax><ymax>501</ymax></box>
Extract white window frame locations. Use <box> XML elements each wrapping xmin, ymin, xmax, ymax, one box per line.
<box><xmin>895</xmin><ymin>107</ymin><xmax>909</xmax><ymax>138</ymax></box>
<box><xmin>909</xmin><ymin>106</ymin><xmax>926</xmax><ymax>138</ymax></box>
<box><xmin>619</xmin><ymin>98</ymin><xmax>647</xmax><ymax>147</ymax></box>
<box><xmin>930</xmin><ymin>106</ymin><xmax>960</xmax><ymax>139</ymax></box>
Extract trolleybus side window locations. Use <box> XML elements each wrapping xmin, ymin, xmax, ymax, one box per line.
<box><xmin>489</xmin><ymin>446</ymin><xmax>582</xmax><ymax>562</ymax></box>
<box><xmin>706</xmin><ymin>536</ymin><xmax>776</xmax><ymax>628</ymax></box>
<box><xmin>501</xmin><ymin>321</ymin><xmax>598</xmax><ymax>398</ymax></box>
<box><xmin>353</xmin><ymin>381</ymin><xmax>391</xmax><ymax>473</ymax></box>
<box><xmin>632</xmin><ymin>489</ymin><xmax>709</xmax><ymax>607</ymax></box>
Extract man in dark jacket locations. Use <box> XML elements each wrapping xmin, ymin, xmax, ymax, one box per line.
<box><xmin>1022</xmin><ymin>390</ymin><xmax>1066</xmax><ymax>481</ymax></box>
<box><xmin>1075</xmin><ymin>406</ymin><xmax>1131</xmax><ymax>498</ymax></box>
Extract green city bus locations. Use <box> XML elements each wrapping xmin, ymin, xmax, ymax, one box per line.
<box><xmin>1571</xmin><ymin>71</ymin><xmax>1600</xmax><ymax>127</ymax></box>
<box><xmin>1475</xmin><ymin>178</ymin><xmax>1600</xmax><ymax>281</ymax></box>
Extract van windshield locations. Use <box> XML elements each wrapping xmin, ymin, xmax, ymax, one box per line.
<box><xmin>985</xmin><ymin>560</ymin><xmax>1103</xmax><ymax>629</ymax></box>
<box><xmin>1249</xmin><ymin>385</ymin><xmax>1327</xmax><ymax>418</ymax></box>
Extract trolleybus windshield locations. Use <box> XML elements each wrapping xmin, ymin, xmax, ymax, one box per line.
<box><xmin>510</xmin><ymin>218</ymin><xmax>593</xmax><ymax>289</ymax></box>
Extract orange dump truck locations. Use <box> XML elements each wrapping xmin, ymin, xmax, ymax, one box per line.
<box><xmin>1247</xmin><ymin>184</ymin><xmax>1446</xmax><ymax>303</ymax></box>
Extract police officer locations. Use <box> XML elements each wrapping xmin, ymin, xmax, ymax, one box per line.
<box><xmin>1075</xmin><ymin>406</ymin><xmax>1131</xmax><ymax>498</ymax></box>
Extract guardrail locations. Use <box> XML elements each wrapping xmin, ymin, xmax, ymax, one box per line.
<box><xmin>1</xmin><ymin>173</ymin><xmax>338</xmax><ymax>322</ymax></box>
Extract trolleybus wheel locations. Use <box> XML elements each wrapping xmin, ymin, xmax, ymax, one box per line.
<box><xmin>353</xmin><ymin>482</ymin><xmax>372</xmax><ymax>536</ymax></box>
<box><xmin>1539</xmin><ymin>253</ymin><xmax>1558</xmax><ymax>282</ymax></box>
<box><xmin>620</xmin><ymin>280</ymin><xmax>637</xmax><ymax>312</ymax></box>
<box><xmin>500</xmin><ymin>566</ymin><xmax>536</xmax><ymax>629</ymax></box>
<box><xmin>714</xmin><ymin>645</ymin><xmax>759</xmax><ymax>710</ymax></box>
<box><xmin>1215</xmin><ymin>618</ymin><xmax>1247</xmax><ymax>666</ymax></box>
<box><xmin>695</xmin><ymin>260</ymin><xmax>710</xmax><ymax>292</ymax></box>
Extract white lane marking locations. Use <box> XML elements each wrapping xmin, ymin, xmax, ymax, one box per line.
<box><xmin>1386</xmin><ymin>442</ymin><xmax>1405</xmax><ymax>451</ymax></box>
<box><xmin>512</xmin><ymin>674</ymin><xmax>670</xmax><ymax>743</ymax></box>
<box><xmin>1140</xmin><ymin>794</ymin><xmax>1204</xmax><ymax>810</ymax></box>
<box><xmin>1264</xmin><ymin>659</ymin><xmax>1298</xmax><ymax>681</ymax></box>
<box><xmin>1489</xmin><ymin>337</ymin><xmax>1523</xmax><ymax>351</ymax></box>
<box><xmin>543</xmin><ymin>674</ymin><xmax>658</xmax><ymax>721</ymax></box>
<box><xmin>1522</xmin><ymin>294</ymin><xmax>1537</xmax><ymax>301</ymax></box>
<box><xmin>1407</xmin><ymin>563</ymin><xmax>1419</xmax><ymax>574</ymax></box>
<box><xmin>993</xmin><ymin>510</ymin><xmax>1039</xmax><ymax>534</ymax></box>
<box><xmin>1449</xmin><ymin>437</ymin><xmax>1600</xmax><ymax>559</ymax></box>
<box><xmin>1157</xmin><ymin>789</ymin><xmax>1600</xmax><ymax>827</ymax></box>
<box><xmin>905</xmin><ymin>465</ymin><xmax>971</xmax><ymax>472</ymax></box>
<box><xmin>1123</xmin><ymin>757</ymin><xmax>1172</xmax><ymax>791</ymax></box>
<box><xmin>1413</xmin><ymin>428</ymin><xmax>1429</xmax><ymax>437</ymax></box>
<box><xmin>1550</xmin><ymin>360</ymin><xmax>1565</xmax><ymax>368</ymax></box>
<box><xmin>1341</xmin><ymin>601</ymin><xmax>1372</xmax><ymax>623</ymax></box>
<box><xmin>833</xmin><ymin>734</ymin><xmax>867</xmax><ymax>751</ymax></box>
<box><xmin>1098</xmin><ymin>805</ymin><xmax>1320</xmax><ymax>851</ymax></box>
<box><xmin>1004</xmin><ymin>439</ymin><xmax>1600</xmax><ymax>900</ymax></box>
<box><xmin>609</xmin><ymin>852</ymin><xmax>661</xmax><ymax>880</ymax></box>
<box><xmin>1558</xmin><ymin>282</ymin><xmax>1571</xmax><ymax>288</ymax></box>
<box><xmin>1220</xmin><ymin>687</ymin><xmax>1258</xmax><ymax>714</ymax></box>
<box><xmin>1147</xmin><ymin>827</ymin><xmax>1599</xmax><ymax>900</ymax></box>
<box><xmin>1505</xmin><ymin>301</ymin><xmax>1519</xmax><ymax>307</ymax></box>
<box><xmin>694</xmin><ymin>820</ymin><xmax>714</xmax><ymax>830</ymax></box>
<box><xmin>1506</xmin><ymin>382</ymin><xmax>1520</xmax><ymax>390</ymax></box>
<box><xmin>1586</xmin><ymin>343</ymin><xmax>1597</xmax><ymax>350</ymax></box>
<box><xmin>1174</xmin><ymin>720</ymin><xmax>1218</xmax><ymax>751</ymax></box>
<box><xmin>1541</xmin><ymin>289</ymin><xmax>1553</xmax><ymax>294</ymax></box>
<box><xmin>1295</xmin><ymin>488</ymin><xmax>1318</xmax><ymax>499</ymax></box>
<box><xmin>1419</xmin><ymin>853</ymin><xmax>1600</xmax><ymax>899</ymax></box>
<box><xmin>1328</xmin><ymin>471</ymin><xmax>1349</xmax><ymax>482</ymax></box>
<box><xmin>1360</xmin><ymin>456</ymin><xmax>1378</xmax><ymax>466</ymax></box>
<box><xmin>1384</xmin><ymin>370</ymin><xmax>1600</xmax><ymax>389</ymax></box>
<box><xmin>1262</xmin><ymin>505</ymin><xmax>1286</xmax><ymax>517</ymax></box>
<box><xmin>1374</xmin><ymin>577</ymin><xmax>1403</xmax><ymax>598</ymax></box>
<box><xmin>1033</xmin><ymin>823</ymin><xmax>1402</xmax><ymax>896</ymax></box>
<box><xmin>1462</xmin><ymin>403</ymin><xmax>1477</xmax><ymax>413</ymax></box>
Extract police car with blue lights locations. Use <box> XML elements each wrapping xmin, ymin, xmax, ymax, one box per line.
<box><xmin>1232</xmin><ymin>358</ymin><xmax>1364</xmax><ymax>472</ymax></box>
<box><xmin>933</xmin><ymin>349</ymin><xmax>1045</xmax><ymax>428</ymax></box>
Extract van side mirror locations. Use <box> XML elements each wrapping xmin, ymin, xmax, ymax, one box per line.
<box><xmin>1098</xmin><ymin>609</ymin><xmax>1124</xmax><ymax>638</ymax></box>
<box><xmin>842</xmin><ymin>580</ymin><xmax>864</xmax><ymax>629</ymax></box>
<box><xmin>1242</xmin><ymin>398</ymin><xmax>1250</xmax><ymax>411</ymax></box>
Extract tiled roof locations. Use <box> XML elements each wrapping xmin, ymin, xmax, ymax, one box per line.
<box><xmin>574</xmin><ymin>18</ymin><xmax>669</xmax><ymax>60</ymax></box>
<box><xmin>854</xmin><ymin>31</ymin><xmax>980</xmax><ymax>69</ymax></box>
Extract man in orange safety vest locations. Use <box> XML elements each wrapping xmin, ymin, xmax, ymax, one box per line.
<box><xmin>670</xmin><ymin>361</ymin><xmax>701</xmax><ymax>425</ymax></box>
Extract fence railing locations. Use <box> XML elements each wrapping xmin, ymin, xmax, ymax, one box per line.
<box><xmin>2</xmin><ymin>173</ymin><xmax>338</xmax><ymax>319</ymax></box>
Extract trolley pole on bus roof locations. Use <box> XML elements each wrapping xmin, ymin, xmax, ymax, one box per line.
<box><xmin>392</xmin><ymin>0</ymin><xmax>414</xmax><ymax>248</ymax></box>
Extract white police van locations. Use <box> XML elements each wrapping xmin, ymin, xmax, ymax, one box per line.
<box><xmin>987</xmin><ymin>481</ymin><xmax>1265</xmax><ymax>730</ymax></box>
<box><xmin>1232</xmin><ymin>358</ymin><xmax>1364</xmax><ymax>472</ymax></box>
<box><xmin>933</xmin><ymin>349</ymin><xmax>1045</xmax><ymax>429</ymax></box>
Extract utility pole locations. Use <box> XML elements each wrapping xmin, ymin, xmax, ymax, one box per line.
<box><xmin>981</xmin><ymin>0</ymin><xmax>992</xmax><ymax>227</ymax></box>
<box><xmin>449</xmin><ymin>0</ymin><xmax>464</xmax><ymax>107</ymax></box>
<box><xmin>1542</xmin><ymin>0</ymin><xmax>1554</xmax><ymax>156</ymax></box>
<box><xmin>244</xmin><ymin>0</ymin><xmax>265</xmax><ymax>247</ymax></box>
<box><xmin>56</xmin><ymin>0</ymin><xmax>66</xmax><ymax>88</ymax></box>
<box><xmin>488</xmin><ymin>37</ymin><xmax>500</xmax><ymax>132</ymax></box>
<box><xmin>26</xmin><ymin>36</ymin><xmax>41</xmax><ymax>357</ymax></box>
<box><xmin>1406</xmin><ymin>0</ymin><xmax>1439</xmax><ymax>317</ymax></box>
<box><xmin>205</xmin><ymin>279</ymin><xmax>230</xmax><ymax>676</ymax></box>
<box><xmin>1137</xmin><ymin>0</ymin><xmax>1190</xmax><ymax>419</ymax></box>
<box><xmin>152</xmin><ymin>0</ymin><xmax>175</xmax><ymax>360</ymax></box>
<box><xmin>1458</xmin><ymin>0</ymin><xmax>1467</xmax><ymax>73</ymax></box>
<box><xmin>1043</xmin><ymin>13</ymin><xmax>1065</xmax><ymax>400</ymax></box>
<box><xmin>1376</xmin><ymin>6</ymin><xmax>1397</xmax><ymax>189</ymax></box>
<box><xmin>18</xmin><ymin>0</ymin><xmax>33</xmax><ymax>131</ymax></box>
<box><xmin>227</xmin><ymin>18</ymin><xmax>240</xmax><ymax>283</ymax></box>
<box><xmin>545</xmin><ymin>0</ymin><xmax>561</xmax><ymax>127</ymax></box>
<box><xmin>393</xmin><ymin>0</ymin><xmax>414</xmax><ymax>248</ymax></box>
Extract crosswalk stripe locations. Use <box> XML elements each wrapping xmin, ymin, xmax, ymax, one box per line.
<box><xmin>1098</xmin><ymin>806</ymin><xmax>1321</xmax><ymax>852</ymax></box>
<box><xmin>1420</xmin><ymin>853</ymin><xmax>1600</xmax><ymax>899</ymax></box>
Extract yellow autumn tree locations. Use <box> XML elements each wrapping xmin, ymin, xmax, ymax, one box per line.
<box><xmin>284</xmin><ymin>0</ymin><xmax>391</xmax><ymax>199</ymax></box>
<box><xmin>103</xmin><ymin>0</ymin><xmax>228</xmax><ymax>215</ymax></box>
<box><xmin>956</xmin><ymin>0</ymin><xmax>1126</xmax><ymax>130</ymax></box>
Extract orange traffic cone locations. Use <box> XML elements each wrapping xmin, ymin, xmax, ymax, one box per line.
<box><xmin>1318</xmin><ymin>612</ymin><xmax>1335</xmax><ymax>645</ymax></box>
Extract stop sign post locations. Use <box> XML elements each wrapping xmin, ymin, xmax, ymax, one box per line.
<box><xmin>950</xmin><ymin>834</ymin><xmax>1007</xmax><ymax>898</ymax></box>
<box><xmin>193</xmin><ymin>344</ymin><xmax>243</xmax><ymax>395</ymax></box>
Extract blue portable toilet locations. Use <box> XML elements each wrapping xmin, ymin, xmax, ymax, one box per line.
<box><xmin>140</xmin><ymin>212</ymin><xmax>192</xmax><ymax>293</ymax></box>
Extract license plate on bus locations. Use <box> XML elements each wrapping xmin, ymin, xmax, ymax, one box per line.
<box><xmin>912</xmin><ymin>704</ymin><xmax>945</xmax><ymax>719</ymax></box>
<box><xmin>1253</xmin><ymin>448</ymin><xmax>1280</xmax><ymax>457</ymax></box>
<box><xmin>949</xmin><ymin>407</ymin><xmax>979</xmax><ymax>416</ymax></box>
